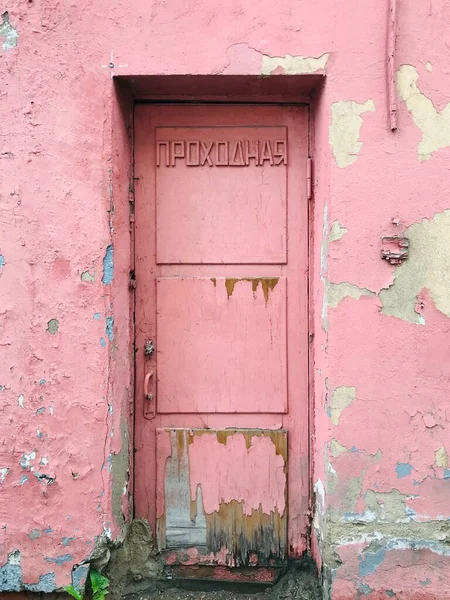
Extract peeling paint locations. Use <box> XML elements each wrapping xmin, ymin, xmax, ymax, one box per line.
<box><xmin>102</xmin><ymin>245</ymin><xmax>114</xmax><ymax>284</ymax></box>
<box><xmin>111</xmin><ymin>418</ymin><xmax>129</xmax><ymax>529</ymax></box>
<box><xmin>328</xmin><ymin>220</ymin><xmax>348</xmax><ymax>243</ymax></box>
<box><xmin>327</xmin><ymin>282</ymin><xmax>375</xmax><ymax>308</ymax></box>
<box><xmin>397</xmin><ymin>64</ymin><xmax>450</xmax><ymax>160</ymax></box>
<box><xmin>435</xmin><ymin>447</ymin><xmax>448</xmax><ymax>468</ymax></box>
<box><xmin>20</xmin><ymin>451</ymin><xmax>36</xmax><ymax>469</ymax></box>
<box><xmin>359</xmin><ymin>548</ymin><xmax>386</xmax><ymax>576</ymax></box>
<box><xmin>17</xmin><ymin>394</ymin><xmax>24</xmax><ymax>408</ymax></box>
<box><xmin>44</xmin><ymin>554</ymin><xmax>73</xmax><ymax>565</ymax></box>
<box><xmin>0</xmin><ymin>551</ymin><xmax>22</xmax><ymax>592</ymax></box>
<box><xmin>0</xmin><ymin>255</ymin><xmax>4</xmax><ymax>268</ymax></box>
<box><xmin>47</xmin><ymin>319</ymin><xmax>59</xmax><ymax>335</ymax></box>
<box><xmin>261</xmin><ymin>52</ymin><xmax>329</xmax><ymax>76</ymax></box>
<box><xmin>224</xmin><ymin>277</ymin><xmax>279</xmax><ymax>303</ymax></box>
<box><xmin>0</xmin><ymin>12</ymin><xmax>18</xmax><ymax>53</ymax></box>
<box><xmin>105</xmin><ymin>316</ymin><xmax>114</xmax><ymax>341</ymax></box>
<box><xmin>329</xmin><ymin>386</ymin><xmax>356</xmax><ymax>425</ymax></box>
<box><xmin>395</xmin><ymin>462</ymin><xmax>412</xmax><ymax>479</ymax></box>
<box><xmin>363</xmin><ymin>489</ymin><xmax>409</xmax><ymax>523</ymax></box>
<box><xmin>329</xmin><ymin>99</ymin><xmax>375</xmax><ymax>168</ymax></box>
<box><xmin>330</xmin><ymin>439</ymin><xmax>348</xmax><ymax>458</ymax></box>
<box><xmin>81</xmin><ymin>270</ymin><xmax>95</xmax><ymax>282</ymax></box>
<box><xmin>380</xmin><ymin>210</ymin><xmax>450</xmax><ymax>322</ymax></box>
<box><xmin>0</xmin><ymin>468</ymin><xmax>9</xmax><ymax>483</ymax></box>
<box><xmin>26</xmin><ymin>573</ymin><xmax>56</xmax><ymax>592</ymax></box>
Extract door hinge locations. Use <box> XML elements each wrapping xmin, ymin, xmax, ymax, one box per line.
<box><xmin>307</xmin><ymin>157</ymin><xmax>312</xmax><ymax>200</ymax></box>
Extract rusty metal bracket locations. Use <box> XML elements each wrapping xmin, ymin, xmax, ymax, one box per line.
<box><xmin>381</xmin><ymin>236</ymin><xmax>409</xmax><ymax>265</ymax></box>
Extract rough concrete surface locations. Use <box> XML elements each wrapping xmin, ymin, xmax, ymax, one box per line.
<box><xmin>123</xmin><ymin>558</ymin><xmax>321</xmax><ymax>600</ymax></box>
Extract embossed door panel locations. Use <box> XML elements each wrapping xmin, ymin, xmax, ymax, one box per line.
<box><xmin>156</xmin><ymin>277</ymin><xmax>287</xmax><ymax>413</ymax></box>
<box><xmin>134</xmin><ymin>104</ymin><xmax>309</xmax><ymax>569</ymax></box>
<box><xmin>156</xmin><ymin>127</ymin><xmax>287</xmax><ymax>264</ymax></box>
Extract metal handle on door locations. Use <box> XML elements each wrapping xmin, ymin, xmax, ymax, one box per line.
<box><xmin>144</xmin><ymin>370</ymin><xmax>156</xmax><ymax>420</ymax></box>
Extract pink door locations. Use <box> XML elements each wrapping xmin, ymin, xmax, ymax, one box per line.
<box><xmin>134</xmin><ymin>104</ymin><xmax>309</xmax><ymax>571</ymax></box>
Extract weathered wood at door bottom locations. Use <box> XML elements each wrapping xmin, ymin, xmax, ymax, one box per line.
<box><xmin>156</xmin><ymin>428</ymin><xmax>288</xmax><ymax>567</ymax></box>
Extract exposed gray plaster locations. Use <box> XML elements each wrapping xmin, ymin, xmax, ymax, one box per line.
<box><xmin>0</xmin><ymin>12</ymin><xmax>18</xmax><ymax>53</ymax></box>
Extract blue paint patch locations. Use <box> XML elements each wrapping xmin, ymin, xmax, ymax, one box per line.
<box><xmin>0</xmin><ymin>256</ymin><xmax>4</xmax><ymax>269</ymax></box>
<box><xmin>36</xmin><ymin>407</ymin><xmax>45</xmax><ymax>415</ymax></box>
<box><xmin>94</xmin><ymin>312</ymin><xmax>101</xmax><ymax>320</ymax></box>
<box><xmin>72</xmin><ymin>564</ymin><xmax>89</xmax><ymax>593</ymax></box>
<box><xmin>62</xmin><ymin>536</ymin><xmax>74</xmax><ymax>547</ymax></box>
<box><xmin>350</xmin><ymin>446</ymin><xmax>359</xmax><ymax>453</ymax></box>
<box><xmin>420</xmin><ymin>578</ymin><xmax>431</xmax><ymax>586</ymax></box>
<box><xmin>105</xmin><ymin>316</ymin><xmax>114</xmax><ymax>341</ymax></box>
<box><xmin>100</xmin><ymin>337</ymin><xmax>106</xmax><ymax>348</ymax></box>
<box><xmin>444</xmin><ymin>469</ymin><xmax>450</xmax><ymax>479</ymax></box>
<box><xmin>102</xmin><ymin>245</ymin><xmax>114</xmax><ymax>285</ymax></box>
<box><xmin>39</xmin><ymin>379</ymin><xmax>46</xmax><ymax>385</ymax></box>
<box><xmin>25</xmin><ymin>572</ymin><xmax>56</xmax><ymax>593</ymax></box>
<box><xmin>385</xmin><ymin>590</ymin><xmax>395</xmax><ymax>597</ymax></box>
<box><xmin>359</xmin><ymin>548</ymin><xmax>386</xmax><ymax>577</ymax></box>
<box><xmin>43</xmin><ymin>527</ymin><xmax>53</xmax><ymax>535</ymax></box>
<box><xmin>45</xmin><ymin>554</ymin><xmax>72</xmax><ymax>566</ymax></box>
<box><xmin>395</xmin><ymin>462</ymin><xmax>412</xmax><ymax>478</ymax></box>
<box><xmin>0</xmin><ymin>552</ymin><xmax>22</xmax><ymax>591</ymax></box>
<box><xmin>405</xmin><ymin>506</ymin><xmax>416</xmax><ymax>517</ymax></box>
<box><xmin>28</xmin><ymin>529</ymin><xmax>41</xmax><ymax>540</ymax></box>
<box><xmin>19</xmin><ymin>475</ymin><xmax>28</xmax><ymax>485</ymax></box>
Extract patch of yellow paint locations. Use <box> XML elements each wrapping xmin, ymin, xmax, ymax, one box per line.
<box><xmin>329</xmin><ymin>386</ymin><xmax>356</xmax><ymax>426</ymax></box>
<box><xmin>327</xmin><ymin>282</ymin><xmax>375</xmax><ymax>309</ymax></box>
<box><xmin>379</xmin><ymin>210</ymin><xmax>450</xmax><ymax>323</ymax></box>
<box><xmin>329</xmin><ymin>99</ymin><xmax>375</xmax><ymax>168</ymax></box>
<box><xmin>330</xmin><ymin>439</ymin><xmax>348</xmax><ymax>458</ymax></box>
<box><xmin>435</xmin><ymin>446</ymin><xmax>448</xmax><ymax>468</ymax></box>
<box><xmin>397</xmin><ymin>64</ymin><xmax>450</xmax><ymax>161</ymax></box>
<box><xmin>261</xmin><ymin>52</ymin><xmax>329</xmax><ymax>76</ymax></box>
<box><xmin>328</xmin><ymin>220</ymin><xmax>348</xmax><ymax>243</ymax></box>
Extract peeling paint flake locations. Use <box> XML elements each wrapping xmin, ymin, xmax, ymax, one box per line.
<box><xmin>157</xmin><ymin>429</ymin><xmax>287</xmax><ymax>565</ymax></box>
<box><xmin>102</xmin><ymin>245</ymin><xmax>114</xmax><ymax>285</ymax></box>
<box><xmin>261</xmin><ymin>52</ymin><xmax>329</xmax><ymax>76</ymax></box>
<box><xmin>435</xmin><ymin>447</ymin><xmax>448</xmax><ymax>468</ymax></box>
<box><xmin>47</xmin><ymin>319</ymin><xmax>59</xmax><ymax>335</ymax></box>
<box><xmin>0</xmin><ymin>12</ymin><xmax>18</xmax><ymax>53</ymax></box>
<box><xmin>380</xmin><ymin>210</ymin><xmax>450</xmax><ymax>322</ymax></box>
<box><xmin>329</xmin><ymin>386</ymin><xmax>356</xmax><ymax>425</ymax></box>
<box><xmin>397</xmin><ymin>64</ymin><xmax>450</xmax><ymax>160</ymax></box>
<box><xmin>327</xmin><ymin>282</ymin><xmax>375</xmax><ymax>309</ymax></box>
<box><xmin>328</xmin><ymin>220</ymin><xmax>348</xmax><ymax>242</ymax></box>
<box><xmin>329</xmin><ymin>99</ymin><xmax>375</xmax><ymax>168</ymax></box>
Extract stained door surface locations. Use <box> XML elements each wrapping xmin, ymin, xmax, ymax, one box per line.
<box><xmin>134</xmin><ymin>104</ymin><xmax>309</xmax><ymax>569</ymax></box>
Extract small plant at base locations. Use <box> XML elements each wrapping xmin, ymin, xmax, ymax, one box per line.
<box><xmin>65</xmin><ymin>569</ymin><xmax>110</xmax><ymax>600</ymax></box>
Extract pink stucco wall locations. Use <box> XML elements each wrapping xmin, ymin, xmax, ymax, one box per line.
<box><xmin>1</xmin><ymin>0</ymin><xmax>449</xmax><ymax>597</ymax></box>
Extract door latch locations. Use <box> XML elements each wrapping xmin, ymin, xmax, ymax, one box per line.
<box><xmin>144</xmin><ymin>339</ymin><xmax>155</xmax><ymax>357</ymax></box>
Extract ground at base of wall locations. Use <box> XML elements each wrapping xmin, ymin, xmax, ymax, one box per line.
<box><xmin>123</xmin><ymin>559</ymin><xmax>322</xmax><ymax>600</ymax></box>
